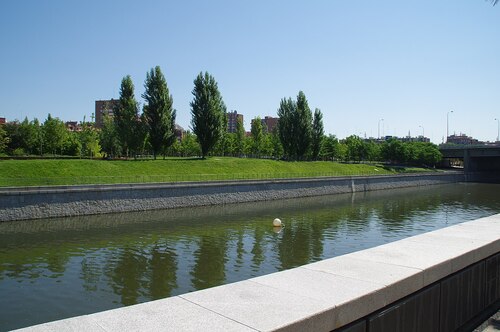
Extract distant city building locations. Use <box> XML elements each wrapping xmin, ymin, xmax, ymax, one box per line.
<box><xmin>261</xmin><ymin>116</ymin><xmax>278</xmax><ymax>133</ymax></box>
<box><xmin>372</xmin><ymin>135</ymin><xmax>430</xmax><ymax>143</ymax></box>
<box><xmin>400</xmin><ymin>135</ymin><xmax>430</xmax><ymax>143</ymax></box>
<box><xmin>95</xmin><ymin>99</ymin><xmax>119</xmax><ymax>128</ymax></box>
<box><xmin>65</xmin><ymin>121</ymin><xmax>82</xmax><ymax>132</ymax></box>
<box><xmin>447</xmin><ymin>134</ymin><xmax>479</xmax><ymax>145</ymax></box>
<box><xmin>174</xmin><ymin>124</ymin><xmax>185</xmax><ymax>142</ymax></box>
<box><xmin>227</xmin><ymin>110</ymin><xmax>243</xmax><ymax>133</ymax></box>
<box><xmin>0</xmin><ymin>117</ymin><xmax>5</xmax><ymax>124</ymax></box>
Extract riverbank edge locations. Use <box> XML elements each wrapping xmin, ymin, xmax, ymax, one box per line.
<box><xmin>0</xmin><ymin>172</ymin><xmax>464</xmax><ymax>222</ymax></box>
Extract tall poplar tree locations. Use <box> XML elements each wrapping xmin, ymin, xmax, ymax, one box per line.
<box><xmin>277</xmin><ymin>97</ymin><xmax>296</xmax><ymax>160</ymax></box>
<box><xmin>190</xmin><ymin>72</ymin><xmax>226</xmax><ymax>159</ymax></box>
<box><xmin>142</xmin><ymin>66</ymin><xmax>176</xmax><ymax>159</ymax></box>
<box><xmin>311</xmin><ymin>108</ymin><xmax>324</xmax><ymax>160</ymax></box>
<box><xmin>214</xmin><ymin>110</ymin><xmax>229</xmax><ymax>156</ymax></box>
<box><xmin>114</xmin><ymin>75</ymin><xmax>141</xmax><ymax>158</ymax></box>
<box><xmin>277</xmin><ymin>91</ymin><xmax>313</xmax><ymax>160</ymax></box>
<box><xmin>235</xmin><ymin>117</ymin><xmax>245</xmax><ymax>157</ymax></box>
<box><xmin>295</xmin><ymin>91</ymin><xmax>312</xmax><ymax>159</ymax></box>
<box><xmin>251</xmin><ymin>116</ymin><xmax>263</xmax><ymax>156</ymax></box>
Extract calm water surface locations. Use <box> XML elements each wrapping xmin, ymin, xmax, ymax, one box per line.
<box><xmin>1</xmin><ymin>183</ymin><xmax>500</xmax><ymax>331</ymax></box>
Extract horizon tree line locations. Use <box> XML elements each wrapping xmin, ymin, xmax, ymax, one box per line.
<box><xmin>0</xmin><ymin>66</ymin><xmax>442</xmax><ymax>166</ymax></box>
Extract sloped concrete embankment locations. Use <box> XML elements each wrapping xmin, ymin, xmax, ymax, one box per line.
<box><xmin>0</xmin><ymin>172</ymin><xmax>464</xmax><ymax>222</ymax></box>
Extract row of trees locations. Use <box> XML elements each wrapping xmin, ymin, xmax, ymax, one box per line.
<box><xmin>98</xmin><ymin>68</ymin><xmax>227</xmax><ymax>159</ymax></box>
<box><xmin>0</xmin><ymin>115</ymin><xmax>441</xmax><ymax>166</ymax></box>
<box><xmin>0</xmin><ymin>66</ymin><xmax>442</xmax><ymax>166</ymax></box>
<box><xmin>0</xmin><ymin>115</ymin><xmax>101</xmax><ymax>157</ymax></box>
<box><xmin>320</xmin><ymin>135</ymin><xmax>441</xmax><ymax>166</ymax></box>
<box><xmin>277</xmin><ymin>91</ymin><xmax>324</xmax><ymax>160</ymax></box>
<box><xmin>100</xmin><ymin>67</ymin><xmax>177</xmax><ymax>159</ymax></box>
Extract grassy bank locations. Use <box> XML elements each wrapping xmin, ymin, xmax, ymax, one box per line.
<box><xmin>0</xmin><ymin>157</ymin><xmax>435</xmax><ymax>187</ymax></box>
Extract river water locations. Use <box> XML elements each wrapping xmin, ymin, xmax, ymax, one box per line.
<box><xmin>1</xmin><ymin>182</ymin><xmax>499</xmax><ymax>331</ymax></box>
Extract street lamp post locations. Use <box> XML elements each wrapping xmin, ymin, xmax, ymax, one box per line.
<box><xmin>495</xmin><ymin>118</ymin><xmax>499</xmax><ymax>142</ymax></box>
<box><xmin>446</xmin><ymin>110</ymin><xmax>454</xmax><ymax>143</ymax></box>
<box><xmin>378</xmin><ymin>118</ymin><xmax>384</xmax><ymax>139</ymax></box>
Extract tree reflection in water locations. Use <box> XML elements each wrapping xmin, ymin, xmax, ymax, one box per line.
<box><xmin>1</xmin><ymin>183</ymin><xmax>500</xmax><ymax>331</ymax></box>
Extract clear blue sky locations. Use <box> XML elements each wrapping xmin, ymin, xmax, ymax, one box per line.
<box><xmin>1</xmin><ymin>0</ymin><xmax>499</xmax><ymax>143</ymax></box>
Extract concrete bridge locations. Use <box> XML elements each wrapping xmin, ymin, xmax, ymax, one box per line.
<box><xmin>440</xmin><ymin>146</ymin><xmax>500</xmax><ymax>183</ymax></box>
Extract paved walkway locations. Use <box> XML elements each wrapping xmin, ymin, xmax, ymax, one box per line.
<box><xmin>475</xmin><ymin>310</ymin><xmax>500</xmax><ymax>332</ymax></box>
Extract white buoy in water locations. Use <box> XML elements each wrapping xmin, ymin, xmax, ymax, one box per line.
<box><xmin>273</xmin><ymin>218</ymin><xmax>282</xmax><ymax>227</ymax></box>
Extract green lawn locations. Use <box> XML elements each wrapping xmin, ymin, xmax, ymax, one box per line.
<box><xmin>0</xmin><ymin>157</ymin><xmax>436</xmax><ymax>187</ymax></box>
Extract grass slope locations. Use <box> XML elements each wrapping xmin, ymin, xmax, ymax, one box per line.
<box><xmin>0</xmin><ymin>157</ymin><xmax>434</xmax><ymax>187</ymax></box>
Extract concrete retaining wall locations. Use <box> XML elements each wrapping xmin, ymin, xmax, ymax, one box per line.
<box><xmin>15</xmin><ymin>213</ymin><xmax>500</xmax><ymax>332</ymax></box>
<box><xmin>0</xmin><ymin>172</ymin><xmax>464</xmax><ymax>222</ymax></box>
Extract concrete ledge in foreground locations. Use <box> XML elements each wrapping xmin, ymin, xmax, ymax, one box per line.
<box><xmin>14</xmin><ymin>213</ymin><xmax>500</xmax><ymax>332</ymax></box>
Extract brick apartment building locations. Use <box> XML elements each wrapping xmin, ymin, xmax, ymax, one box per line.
<box><xmin>227</xmin><ymin>110</ymin><xmax>244</xmax><ymax>133</ymax></box>
<box><xmin>95</xmin><ymin>99</ymin><xmax>119</xmax><ymax>128</ymax></box>
<box><xmin>262</xmin><ymin>116</ymin><xmax>278</xmax><ymax>133</ymax></box>
<box><xmin>174</xmin><ymin>124</ymin><xmax>185</xmax><ymax>141</ymax></box>
<box><xmin>65</xmin><ymin>121</ymin><xmax>82</xmax><ymax>132</ymax></box>
<box><xmin>0</xmin><ymin>117</ymin><xmax>5</xmax><ymax>125</ymax></box>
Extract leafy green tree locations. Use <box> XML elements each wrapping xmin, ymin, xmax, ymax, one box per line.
<box><xmin>270</xmin><ymin>128</ymin><xmax>283</xmax><ymax>159</ymax></box>
<box><xmin>250</xmin><ymin>116</ymin><xmax>263</xmax><ymax>157</ymax></box>
<box><xmin>295</xmin><ymin>91</ymin><xmax>312</xmax><ymax>159</ymax></box>
<box><xmin>225</xmin><ymin>133</ymin><xmax>237</xmax><ymax>156</ymax></box>
<box><xmin>320</xmin><ymin>135</ymin><xmax>338</xmax><ymax>161</ymax></box>
<box><xmin>277</xmin><ymin>91</ymin><xmax>313</xmax><ymax>160</ymax></box>
<box><xmin>311</xmin><ymin>109</ymin><xmax>324</xmax><ymax>160</ymax></box>
<box><xmin>114</xmin><ymin>75</ymin><xmax>142</xmax><ymax>158</ymax></box>
<box><xmin>213</xmin><ymin>111</ymin><xmax>229</xmax><ymax>156</ymax></box>
<box><xmin>243</xmin><ymin>135</ymin><xmax>253</xmax><ymax>156</ymax></box>
<box><xmin>261</xmin><ymin>133</ymin><xmax>274</xmax><ymax>157</ymax></box>
<box><xmin>235</xmin><ymin>117</ymin><xmax>245</xmax><ymax>157</ymax></box>
<box><xmin>381</xmin><ymin>138</ymin><xmax>408</xmax><ymax>164</ymax></box>
<box><xmin>2</xmin><ymin>119</ymin><xmax>38</xmax><ymax>155</ymax></box>
<box><xmin>18</xmin><ymin>117</ymin><xmax>38</xmax><ymax>154</ymax></box>
<box><xmin>100</xmin><ymin>114</ymin><xmax>121</xmax><ymax>158</ymax></box>
<box><xmin>43</xmin><ymin>114</ymin><xmax>67</xmax><ymax>155</ymax></box>
<box><xmin>364</xmin><ymin>140</ymin><xmax>381</xmax><ymax>161</ymax></box>
<box><xmin>337</xmin><ymin>142</ymin><xmax>348</xmax><ymax>161</ymax></box>
<box><xmin>180</xmin><ymin>131</ymin><xmax>201</xmax><ymax>157</ymax></box>
<box><xmin>420</xmin><ymin>143</ymin><xmax>442</xmax><ymax>166</ymax></box>
<box><xmin>407</xmin><ymin>142</ymin><xmax>441</xmax><ymax>166</ymax></box>
<box><xmin>277</xmin><ymin>97</ymin><xmax>295</xmax><ymax>159</ymax></box>
<box><xmin>344</xmin><ymin>135</ymin><xmax>364</xmax><ymax>161</ymax></box>
<box><xmin>142</xmin><ymin>66</ymin><xmax>176</xmax><ymax>159</ymax></box>
<box><xmin>190</xmin><ymin>72</ymin><xmax>226</xmax><ymax>158</ymax></box>
<box><xmin>0</xmin><ymin>124</ymin><xmax>9</xmax><ymax>154</ymax></box>
<box><xmin>31</xmin><ymin>118</ymin><xmax>44</xmax><ymax>155</ymax></box>
<box><xmin>79</xmin><ymin>123</ymin><xmax>101</xmax><ymax>158</ymax></box>
<box><xmin>166</xmin><ymin>139</ymin><xmax>182</xmax><ymax>157</ymax></box>
<box><xmin>3</xmin><ymin>120</ymin><xmax>22</xmax><ymax>155</ymax></box>
<box><xmin>62</xmin><ymin>131</ymin><xmax>81</xmax><ymax>156</ymax></box>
